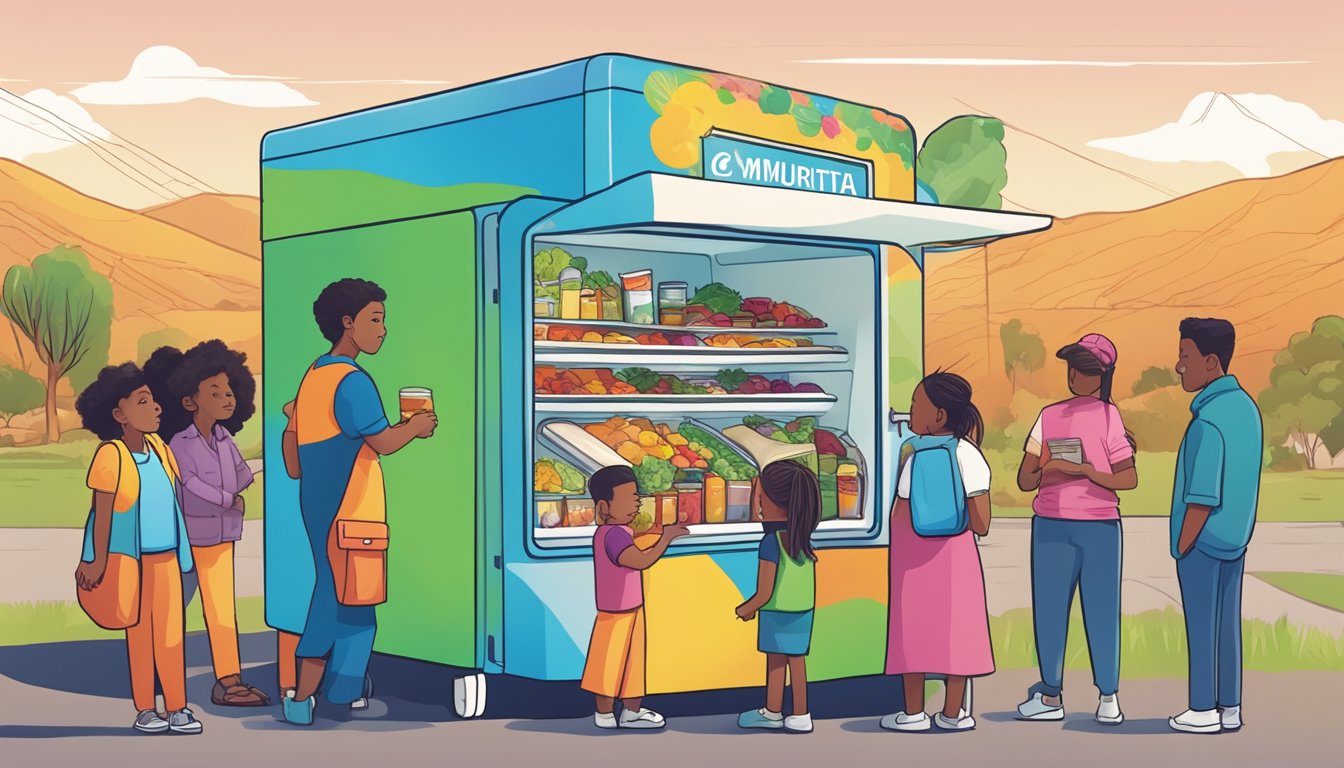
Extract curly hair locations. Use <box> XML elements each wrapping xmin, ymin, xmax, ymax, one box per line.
<box><xmin>313</xmin><ymin>278</ymin><xmax>387</xmax><ymax>344</ymax></box>
<box><xmin>144</xmin><ymin>340</ymin><xmax>257</xmax><ymax>439</ymax></box>
<box><xmin>75</xmin><ymin>362</ymin><xmax>148</xmax><ymax>440</ymax></box>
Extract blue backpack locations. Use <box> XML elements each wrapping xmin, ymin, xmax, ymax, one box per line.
<box><xmin>907</xmin><ymin>434</ymin><xmax>968</xmax><ymax>537</ymax></box>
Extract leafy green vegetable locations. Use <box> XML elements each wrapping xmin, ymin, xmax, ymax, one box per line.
<box><xmin>551</xmin><ymin>460</ymin><xmax>585</xmax><ymax>494</ymax></box>
<box><xmin>717</xmin><ymin>368</ymin><xmax>748</xmax><ymax>392</ymax></box>
<box><xmin>688</xmin><ymin>282</ymin><xmax>743</xmax><ymax>315</ymax></box>
<box><xmin>758</xmin><ymin>85</ymin><xmax>793</xmax><ymax>116</ymax></box>
<box><xmin>678</xmin><ymin>423</ymin><xmax>757</xmax><ymax>481</ymax></box>
<box><xmin>784</xmin><ymin>417</ymin><xmax>816</xmax><ymax>444</ymax></box>
<box><xmin>666</xmin><ymin>376</ymin><xmax>708</xmax><ymax>395</ymax></box>
<box><xmin>569</xmin><ymin>255</ymin><xmax>588</xmax><ymax>272</ymax></box>
<box><xmin>631</xmin><ymin>502</ymin><xmax>655</xmax><ymax>533</ymax></box>
<box><xmin>616</xmin><ymin>367</ymin><xmax>661</xmax><ymax>393</ymax></box>
<box><xmin>534</xmin><ymin>247</ymin><xmax>574</xmax><ymax>284</ymax></box>
<box><xmin>633</xmin><ymin>456</ymin><xmax>676</xmax><ymax>494</ymax></box>
<box><xmin>716</xmin><ymin>88</ymin><xmax>736</xmax><ymax>105</ymax></box>
<box><xmin>742</xmin><ymin>414</ymin><xmax>770</xmax><ymax>429</ymax></box>
<box><xmin>583</xmin><ymin>271</ymin><xmax>616</xmax><ymax>290</ymax></box>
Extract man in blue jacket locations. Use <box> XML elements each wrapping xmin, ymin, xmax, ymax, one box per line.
<box><xmin>1168</xmin><ymin>317</ymin><xmax>1262</xmax><ymax>734</ymax></box>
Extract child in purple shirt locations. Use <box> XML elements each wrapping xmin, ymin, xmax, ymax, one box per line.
<box><xmin>579</xmin><ymin>465</ymin><xmax>685</xmax><ymax>730</ymax></box>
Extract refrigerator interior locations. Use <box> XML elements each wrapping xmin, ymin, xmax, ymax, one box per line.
<box><xmin>528</xmin><ymin>231</ymin><xmax>881</xmax><ymax>550</ymax></box>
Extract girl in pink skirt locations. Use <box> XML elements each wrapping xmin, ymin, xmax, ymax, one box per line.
<box><xmin>882</xmin><ymin>372</ymin><xmax>994</xmax><ymax>732</ymax></box>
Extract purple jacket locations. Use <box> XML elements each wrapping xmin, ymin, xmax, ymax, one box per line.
<box><xmin>169</xmin><ymin>424</ymin><xmax>254</xmax><ymax>546</ymax></box>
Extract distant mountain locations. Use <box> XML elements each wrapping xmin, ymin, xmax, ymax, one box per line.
<box><xmin>924</xmin><ymin>158</ymin><xmax>1344</xmax><ymax>406</ymax></box>
<box><xmin>142</xmin><ymin>194</ymin><xmax>261</xmax><ymax>259</ymax></box>
<box><xmin>0</xmin><ymin>160</ymin><xmax>259</xmax><ymax>384</ymax></box>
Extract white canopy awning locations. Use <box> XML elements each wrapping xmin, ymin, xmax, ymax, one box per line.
<box><xmin>529</xmin><ymin>173</ymin><xmax>1051</xmax><ymax>250</ymax></box>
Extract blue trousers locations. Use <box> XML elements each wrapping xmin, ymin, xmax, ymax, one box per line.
<box><xmin>1030</xmin><ymin>517</ymin><xmax>1122</xmax><ymax>697</ymax></box>
<box><xmin>1176</xmin><ymin>548</ymin><xmax>1245</xmax><ymax>710</ymax></box>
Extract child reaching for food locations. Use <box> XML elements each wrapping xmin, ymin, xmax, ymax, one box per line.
<box><xmin>735</xmin><ymin>460</ymin><xmax>822</xmax><ymax>734</ymax></box>
<box><xmin>580</xmin><ymin>465</ymin><xmax>687</xmax><ymax>730</ymax></box>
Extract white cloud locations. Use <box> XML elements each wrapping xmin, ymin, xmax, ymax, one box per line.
<box><xmin>798</xmin><ymin>57</ymin><xmax>1312</xmax><ymax>67</ymax></box>
<box><xmin>0</xmin><ymin>88</ymin><xmax>112</xmax><ymax>161</ymax></box>
<box><xmin>72</xmin><ymin>45</ymin><xmax>317</xmax><ymax>108</ymax></box>
<box><xmin>1088</xmin><ymin>92</ymin><xmax>1344</xmax><ymax>176</ymax></box>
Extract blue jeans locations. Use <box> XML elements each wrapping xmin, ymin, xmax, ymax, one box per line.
<box><xmin>1176</xmin><ymin>548</ymin><xmax>1245</xmax><ymax>710</ymax></box>
<box><xmin>1030</xmin><ymin>517</ymin><xmax>1122</xmax><ymax>698</ymax></box>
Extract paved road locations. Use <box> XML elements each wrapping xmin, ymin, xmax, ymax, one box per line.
<box><xmin>5</xmin><ymin>519</ymin><xmax>1342</xmax><ymax>629</ymax></box>
<box><xmin>0</xmin><ymin>631</ymin><xmax>1336</xmax><ymax>768</ymax></box>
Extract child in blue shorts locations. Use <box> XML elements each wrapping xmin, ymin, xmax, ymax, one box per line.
<box><xmin>735</xmin><ymin>461</ymin><xmax>822</xmax><ymax>734</ymax></box>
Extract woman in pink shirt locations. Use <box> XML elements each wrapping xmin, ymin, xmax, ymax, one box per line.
<box><xmin>1015</xmin><ymin>333</ymin><xmax>1138</xmax><ymax>725</ymax></box>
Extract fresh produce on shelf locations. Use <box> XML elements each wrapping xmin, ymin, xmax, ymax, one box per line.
<box><xmin>632</xmin><ymin>455</ymin><xmax>676</xmax><ymax>494</ymax></box>
<box><xmin>743</xmin><ymin>415</ymin><xmax>817</xmax><ymax>444</ymax></box>
<box><xmin>534</xmin><ymin>366</ymin><xmax>640</xmax><ymax>396</ymax></box>
<box><xmin>677</xmin><ymin>422</ymin><xmax>758</xmax><ymax>481</ymax></box>
<box><xmin>533</xmin><ymin>248</ymin><xmax>587</xmax><ymax>300</ymax></box>
<box><xmin>582</xmin><ymin>417</ymin><xmax>712</xmax><ymax>470</ymax></box>
<box><xmin>583</xmin><ymin>271</ymin><xmax>616</xmax><ymax>290</ymax></box>
<box><xmin>533</xmin><ymin>458</ymin><xmax>586</xmax><ymax>494</ymax></box>
<box><xmin>814</xmin><ymin>429</ymin><xmax>848</xmax><ymax>457</ymax></box>
<box><xmin>535</xmin><ymin>367</ymin><xmax>825</xmax><ymax>398</ymax></box>
<box><xmin>704</xmin><ymin>334</ymin><xmax>813</xmax><ymax>349</ymax></box>
<box><xmin>687</xmin><ymin>282</ymin><xmax>744</xmax><ymax>316</ymax></box>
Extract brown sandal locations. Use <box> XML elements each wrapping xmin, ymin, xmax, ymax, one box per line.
<box><xmin>212</xmin><ymin>674</ymin><xmax>272</xmax><ymax>707</ymax></box>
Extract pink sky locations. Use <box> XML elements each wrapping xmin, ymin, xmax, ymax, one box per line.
<box><xmin>3</xmin><ymin>0</ymin><xmax>1341</xmax><ymax>214</ymax></box>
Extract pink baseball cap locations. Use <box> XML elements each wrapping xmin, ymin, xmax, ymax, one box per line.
<box><xmin>1058</xmin><ymin>333</ymin><xmax>1117</xmax><ymax>368</ymax></box>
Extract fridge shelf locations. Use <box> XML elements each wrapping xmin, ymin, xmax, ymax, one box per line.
<box><xmin>534</xmin><ymin>341</ymin><xmax>849</xmax><ymax>366</ymax></box>
<box><xmin>535</xmin><ymin>393</ymin><xmax>838</xmax><ymax>415</ymax></box>
<box><xmin>533</xmin><ymin>318</ymin><xmax>836</xmax><ymax>337</ymax></box>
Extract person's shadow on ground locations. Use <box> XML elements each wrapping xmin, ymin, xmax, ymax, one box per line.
<box><xmin>0</xmin><ymin>630</ymin><xmax>930</xmax><ymax>735</ymax></box>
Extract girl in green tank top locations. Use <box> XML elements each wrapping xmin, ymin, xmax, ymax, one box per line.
<box><xmin>735</xmin><ymin>461</ymin><xmax>821</xmax><ymax>734</ymax></box>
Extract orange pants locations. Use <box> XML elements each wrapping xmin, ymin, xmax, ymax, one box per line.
<box><xmin>277</xmin><ymin>630</ymin><xmax>300</xmax><ymax>690</ymax></box>
<box><xmin>191</xmin><ymin>543</ymin><xmax>241</xmax><ymax>680</ymax></box>
<box><xmin>580</xmin><ymin>608</ymin><xmax>646</xmax><ymax>699</ymax></box>
<box><xmin>126</xmin><ymin>551</ymin><xmax>186</xmax><ymax>713</ymax></box>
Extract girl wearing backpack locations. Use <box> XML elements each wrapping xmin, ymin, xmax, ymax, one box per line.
<box><xmin>736</xmin><ymin>461</ymin><xmax>823</xmax><ymax>734</ymax></box>
<box><xmin>882</xmin><ymin>372</ymin><xmax>993</xmax><ymax>732</ymax></box>
<box><xmin>1015</xmin><ymin>333</ymin><xmax>1138</xmax><ymax>726</ymax></box>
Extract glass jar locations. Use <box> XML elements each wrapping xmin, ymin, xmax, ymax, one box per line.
<box><xmin>658</xmin><ymin>282</ymin><xmax>688</xmax><ymax>326</ymax></box>
<box><xmin>558</xmin><ymin>267</ymin><xmax>582</xmax><ymax>320</ymax></box>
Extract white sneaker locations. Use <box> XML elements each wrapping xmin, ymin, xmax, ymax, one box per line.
<box><xmin>133</xmin><ymin>709</ymin><xmax>169</xmax><ymax>733</ymax></box>
<box><xmin>784</xmin><ymin>713</ymin><xmax>813</xmax><ymax>733</ymax></box>
<box><xmin>619</xmin><ymin>707</ymin><xmax>666</xmax><ymax>729</ymax></box>
<box><xmin>879</xmin><ymin>711</ymin><xmax>931</xmax><ymax>732</ymax></box>
<box><xmin>1220</xmin><ymin>706</ymin><xmax>1242</xmax><ymax>731</ymax></box>
<box><xmin>594</xmin><ymin>711</ymin><xmax>619</xmax><ymax>729</ymax></box>
<box><xmin>350</xmin><ymin>698</ymin><xmax>369</xmax><ymax>712</ymax></box>
<box><xmin>934</xmin><ymin>711</ymin><xmax>976</xmax><ymax>731</ymax></box>
<box><xmin>1017</xmin><ymin>692</ymin><xmax>1064</xmax><ymax>721</ymax></box>
<box><xmin>1169</xmin><ymin>708</ymin><xmax>1221</xmax><ymax>734</ymax></box>
<box><xmin>1096</xmin><ymin>694</ymin><xmax>1124</xmax><ymax>725</ymax></box>
<box><xmin>167</xmin><ymin>708</ymin><xmax>203</xmax><ymax>735</ymax></box>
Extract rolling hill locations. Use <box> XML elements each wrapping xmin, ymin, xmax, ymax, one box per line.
<box><xmin>923</xmin><ymin>158</ymin><xmax>1344</xmax><ymax>407</ymax></box>
<box><xmin>0</xmin><ymin>159</ymin><xmax>259</xmax><ymax>384</ymax></box>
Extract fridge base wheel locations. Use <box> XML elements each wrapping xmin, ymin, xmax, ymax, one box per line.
<box><xmin>453</xmin><ymin>673</ymin><xmax>487</xmax><ymax>718</ymax></box>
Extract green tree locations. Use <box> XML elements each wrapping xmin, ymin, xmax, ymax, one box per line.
<box><xmin>137</xmin><ymin>327</ymin><xmax>193</xmax><ymax>363</ymax></box>
<box><xmin>1259</xmin><ymin>316</ymin><xmax>1344</xmax><ymax>470</ymax></box>
<box><xmin>1</xmin><ymin>246</ymin><xmax>113</xmax><ymax>443</ymax></box>
<box><xmin>1000</xmin><ymin>319</ymin><xmax>1045</xmax><ymax>392</ymax></box>
<box><xmin>916</xmin><ymin>116</ymin><xmax>1008</xmax><ymax>209</ymax></box>
<box><xmin>0</xmin><ymin>365</ymin><xmax>45</xmax><ymax>428</ymax></box>
<box><xmin>1132</xmin><ymin>365</ymin><xmax>1181</xmax><ymax>396</ymax></box>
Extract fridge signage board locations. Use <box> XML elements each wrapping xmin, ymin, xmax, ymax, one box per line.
<box><xmin>702</xmin><ymin>132</ymin><xmax>873</xmax><ymax>198</ymax></box>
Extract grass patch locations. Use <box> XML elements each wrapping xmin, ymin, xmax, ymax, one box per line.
<box><xmin>990</xmin><ymin>606</ymin><xmax>1344</xmax><ymax>675</ymax></box>
<box><xmin>0</xmin><ymin>596</ymin><xmax>268</xmax><ymax>647</ymax></box>
<box><xmin>0</xmin><ymin>443</ymin><xmax>264</xmax><ymax>528</ymax></box>
<box><xmin>1253</xmin><ymin>572</ymin><xmax>1344</xmax><ymax>613</ymax></box>
<box><xmin>985</xmin><ymin>450</ymin><xmax>1344</xmax><ymax>522</ymax></box>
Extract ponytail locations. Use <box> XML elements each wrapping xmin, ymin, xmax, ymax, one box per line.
<box><xmin>920</xmin><ymin>371</ymin><xmax>984</xmax><ymax>446</ymax></box>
